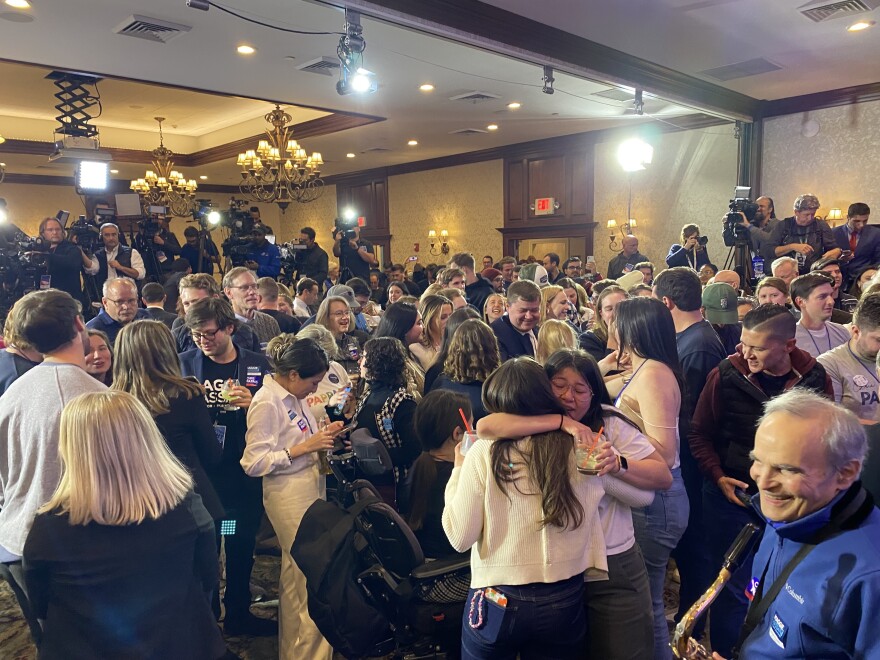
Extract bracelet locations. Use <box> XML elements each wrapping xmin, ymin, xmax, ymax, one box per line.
<box><xmin>558</xmin><ymin>414</ymin><xmax>565</xmax><ymax>431</ymax></box>
<box><xmin>284</xmin><ymin>448</ymin><xmax>294</xmax><ymax>464</ymax></box>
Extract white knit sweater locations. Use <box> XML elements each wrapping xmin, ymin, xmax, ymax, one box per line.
<box><xmin>442</xmin><ymin>436</ymin><xmax>654</xmax><ymax>588</ymax></box>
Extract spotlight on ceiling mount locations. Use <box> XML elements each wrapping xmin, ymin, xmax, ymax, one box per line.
<box><xmin>542</xmin><ymin>65</ymin><xmax>555</xmax><ymax>95</ymax></box>
<box><xmin>336</xmin><ymin>9</ymin><xmax>377</xmax><ymax>96</ymax></box>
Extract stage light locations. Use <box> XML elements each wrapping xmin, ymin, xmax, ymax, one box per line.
<box><xmin>76</xmin><ymin>161</ymin><xmax>109</xmax><ymax>193</ymax></box>
<box><xmin>207</xmin><ymin>210</ymin><xmax>221</xmax><ymax>225</ymax></box>
<box><xmin>617</xmin><ymin>138</ymin><xmax>654</xmax><ymax>172</ymax></box>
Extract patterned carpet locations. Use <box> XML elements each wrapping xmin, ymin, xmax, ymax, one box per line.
<box><xmin>0</xmin><ymin>555</ymin><xmax>282</xmax><ymax>660</ymax></box>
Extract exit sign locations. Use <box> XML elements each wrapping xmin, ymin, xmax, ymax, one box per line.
<box><xmin>534</xmin><ymin>197</ymin><xmax>556</xmax><ymax>216</ymax></box>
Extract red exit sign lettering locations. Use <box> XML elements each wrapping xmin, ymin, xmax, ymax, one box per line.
<box><xmin>534</xmin><ymin>197</ymin><xmax>555</xmax><ymax>216</ymax></box>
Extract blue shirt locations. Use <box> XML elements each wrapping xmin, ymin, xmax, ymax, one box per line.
<box><xmin>85</xmin><ymin>308</ymin><xmax>151</xmax><ymax>346</ymax></box>
<box><xmin>246</xmin><ymin>242</ymin><xmax>281</xmax><ymax>278</ymax></box>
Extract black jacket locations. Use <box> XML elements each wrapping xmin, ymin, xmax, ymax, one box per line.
<box><xmin>45</xmin><ymin>240</ymin><xmax>84</xmax><ymax>300</ymax></box>
<box><xmin>92</xmin><ymin>245</ymin><xmax>135</xmax><ymax>291</ymax></box>
<box><xmin>465</xmin><ymin>275</ymin><xmax>495</xmax><ymax>314</ymax></box>
<box><xmin>296</xmin><ymin>243</ymin><xmax>329</xmax><ymax>291</ymax></box>
<box><xmin>145</xmin><ymin>306</ymin><xmax>178</xmax><ymax>329</ymax></box>
<box><xmin>491</xmin><ymin>315</ymin><xmax>536</xmax><ymax>361</ymax></box>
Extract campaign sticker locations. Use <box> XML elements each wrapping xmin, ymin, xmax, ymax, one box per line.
<box><xmin>246</xmin><ymin>366</ymin><xmax>262</xmax><ymax>388</ymax></box>
<box><xmin>297</xmin><ymin>418</ymin><xmax>308</xmax><ymax>432</ymax></box>
<box><xmin>746</xmin><ymin>577</ymin><xmax>759</xmax><ymax>601</ymax></box>
<box><xmin>328</xmin><ymin>372</ymin><xmax>340</xmax><ymax>384</ymax></box>
<box><xmin>853</xmin><ymin>375</ymin><xmax>869</xmax><ymax>388</ymax></box>
<box><xmin>382</xmin><ymin>417</ymin><xmax>394</xmax><ymax>432</ymax></box>
<box><xmin>214</xmin><ymin>424</ymin><xmax>227</xmax><ymax>449</ymax></box>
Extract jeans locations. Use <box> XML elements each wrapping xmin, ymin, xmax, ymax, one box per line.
<box><xmin>702</xmin><ymin>480</ymin><xmax>762</xmax><ymax>658</ymax></box>
<box><xmin>584</xmin><ymin>544</ymin><xmax>654</xmax><ymax>660</ymax></box>
<box><xmin>461</xmin><ymin>574</ymin><xmax>585</xmax><ymax>660</ymax></box>
<box><xmin>632</xmin><ymin>467</ymin><xmax>689</xmax><ymax>660</ymax></box>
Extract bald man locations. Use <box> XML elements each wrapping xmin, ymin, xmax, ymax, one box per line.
<box><xmin>714</xmin><ymin>269</ymin><xmax>741</xmax><ymax>292</ymax></box>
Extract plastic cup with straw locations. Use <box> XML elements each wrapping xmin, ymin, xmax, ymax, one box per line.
<box><xmin>459</xmin><ymin>408</ymin><xmax>478</xmax><ymax>455</ymax></box>
<box><xmin>576</xmin><ymin>425</ymin><xmax>604</xmax><ymax>475</ymax></box>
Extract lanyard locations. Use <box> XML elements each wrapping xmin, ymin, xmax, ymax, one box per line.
<box><xmin>804</xmin><ymin>324</ymin><xmax>830</xmax><ymax>356</ymax></box>
<box><xmin>614</xmin><ymin>359</ymin><xmax>648</xmax><ymax>407</ymax></box>
<box><xmin>847</xmin><ymin>342</ymin><xmax>880</xmax><ymax>384</ymax></box>
<box><xmin>686</xmin><ymin>249</ymin><xmax>697</xmax><ymax>271</ymax></box>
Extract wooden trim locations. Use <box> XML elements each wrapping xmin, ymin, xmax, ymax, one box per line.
<box><xmin>761</xmin><ymin>81</ymin><xmax>880</xmax><ymax>118</ymax></box>
<box><xmin>0</xmin><ymin>172</ymin><xmax>242</xmax><ymax>194</ymax></box>
<box><xmin>337</xmin><ymin>0</ymin><xmax>759</xmax><ymax>120</ymax></box>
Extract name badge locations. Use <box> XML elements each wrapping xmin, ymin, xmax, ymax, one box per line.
<box><xmin>382</xmin><ymin>417</ymin><xmax>394</xmax><ymax>432</ymax></box>
<box><xmin>214</xmin><ymin>424</ymin><xmax>227</xmax><ymax>449</ymax></box>
<box><xmin>769</xmin><ymin>611</ymin><xmax>787</xmax><ymax>648</ymax></box>
<box><xmin>245</xmin><ymin>366</ymin><xmax>262</xmax><ymax>388</ymax></box>
<box><xmin>297</xmin><ymin>418</ymin><xmax>308</xmax><ymax>432</ymax></box>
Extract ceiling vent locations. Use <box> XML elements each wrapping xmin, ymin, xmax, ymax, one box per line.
<box><xmin>113</xmin><ymin>15</ymin><xmax>191</xmax><ymax>43</ymax></box>
<box><xmin>448</xmin><ymin>91</ymin><xmax>501</xmax><ymax>104</ymax></box>
<box><xmin>593</xmin><ymin>88</ymin><xmax>633</xmax><ymax>102</ymax></box>
<box><xmin>296</xmin><ymin>56</ymin><xmax>340</xmax><ymax>76</ymax></box>
<box><xmin>699</xmin><ymin>58</ymin><xmax>782</xmax><ymax>82</ymax></box>
<box><xmin>799</xmin><ymin>0</ymin><xmax>880</xmax><ymax>22</ymax></box>
<box><xmin>361</xmin><ymin>147</ymin><xmax>392</xmax><ymax>154</ymax></box>
<box><xmin>449</xmin><ymin>128</ymin><xmax>488</xmax><ymax>136</ymax></box>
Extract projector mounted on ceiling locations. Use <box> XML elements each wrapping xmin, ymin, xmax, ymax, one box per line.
<box><xmin>48</xmin><ymin>136</ymin><xmax>112</xmax><ymax>164</ymax></box>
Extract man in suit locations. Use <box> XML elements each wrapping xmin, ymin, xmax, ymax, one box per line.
<box><xmin>832</xmin><ymin>203</ymin><xmax>877</xmax><ymax>288</ymax></box>
<box><xmin>140</xmin><ymin>282</ymin><xmax>178</xmax><ymax>328</ymax></box>
<box><xmin>490</xmin><ymin>280</ymin><xmax>541</xmax><ymax>360</ymax></box>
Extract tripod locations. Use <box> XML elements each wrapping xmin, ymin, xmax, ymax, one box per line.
<box><xmin>724</xmin><ymin>239</ymin><xmax>755</xmax><ymax>294</ymax></box>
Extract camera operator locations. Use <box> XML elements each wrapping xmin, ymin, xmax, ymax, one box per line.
<box><xmin>665</xmin><ymin>224</ymin><xmax>710</xmax><ymax>271</ymax></box>
<box><xmin>244</xmin><ymin>225</ymin><xmax>281</xmax><ymax>279</ymax></box>
<box><xmin>332</xmin><ymin>223</ymin><xmax>377</xmax><ymax>282</ymax></box>
<box><xmin>767</xmin><ymin>193</ymin><xmax>839</xmax><ymax>274</ymax></box>
<box><xmin>39</xmin><ymin>217</ymin><xmax>91</xmax><ymax>301</ymax></box>
<box><xmin>83</xmin><ymin>223</ymin><xmax>145</xmax><ymax>293</ymax></box>
<box><xmin>293</xmin><ymin>226</ymin><xmax>328</xmax><ymax>292</ymax></box>
<box><xmin>144</xmin><ymin>215</ymin><xmax>182</xmax><ymax>275</ymax></box>
<box><xmin>725</xmin><ymin>195</ymin><xmax>779</xmax><ymax>260</ymax></box>
<box><xmin>180</xmin><ymin>226</ymin><xmax>220</xmax><ymax>276</ymax></box>
<box><xmin>249</xmin><ymin>206</ymin><xmax>273</xmax><ymax>236</ymax></box>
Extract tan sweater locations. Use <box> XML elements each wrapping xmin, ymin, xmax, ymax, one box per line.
<box><xmin>442</xmin><ymin>436</ymin><xmax>654</xmax><ymax>588</ymax></box>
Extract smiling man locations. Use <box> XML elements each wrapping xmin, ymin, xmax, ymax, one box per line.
<box><xmin>688</xmin><ymin>303</ymin><xmax>832</xmax><ymax>657</ymax></box>
<box><xmin>790</xmin><ymin>272</ymin><xmax>851</xmax><ymax>358</ymax></box>
<box><xmin>490</xmin><ymin>280</ymin><xmax>541</xmax><ymax>360</ymax></box>
<box><xmin>729</xmin><ymin>390</ymin><xmax>880</xmax><ymax>659</ymax></box>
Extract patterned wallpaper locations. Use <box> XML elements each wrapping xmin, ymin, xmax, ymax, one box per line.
<box><xmin>762</xmin><ymin>100</ymin><xmax>880</xmax><ymax>218</ymax></box>
<box><xmin>388</xmin><ymin>160</ymin><xmax>504</xmax><ymax>266</ymax></box>
<box><xmin>593</xmin><ymin>127</ymin><xmax>739</xmax><ymax>276</ymax></box>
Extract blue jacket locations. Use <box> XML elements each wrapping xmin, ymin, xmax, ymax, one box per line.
<box><xmin>665</xmin><ymin>244</ymin><xmax>710</xmax><ymax>270</ymax></box>
<box><xmin>178</xmin><ymin>347</ymin><xmax>271</xmax><ymax>397</ymax></box>
<box><xmin>246</xmin><ymin>242</ymin><xmax>281</xmax><ymax>279</ymax></box>
<box><xmin>739</xmin><ymin>486</ymin><xmax>880</xmax><ymax>659</ymax></box>
<box><xmin>832</xmin><ymin>224</ymin><xmax>880</xmax><ymax>285</ymax></box>
<box><xmin>85</xmin><ymin>308</ymin><xmax>151</xmax><ymax>346</ymax></box>
<box><xmin>490</xmin><ymin>315</ymin><xmax>537</xmax><ymax>361</ymax></box>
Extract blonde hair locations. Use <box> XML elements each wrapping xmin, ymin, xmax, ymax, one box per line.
<box><xmin>3</xmin><ymin>297</ymin><xmax>36</xmax><ymax>351</ymax></box>
<box><xmin>40</xmin><ymin>391</ymin><xmax>193</xmax><ymax>526</ymax></box>
<box><xmin>112</xmin><ymin>320</ymin><xmax>203</xmax><ymax>415</ymax></box>
<box><xmin>540</xmin><ymin>285</ymin><xmax>565</xmax><ymax>326</ymax></box>
<box><xmin>440</xmin><ymin>288</ymin><xmax>464</xmax><ymax>304</ymax></box>
<box><xmin>483</xmin><ymin>293</ymin><xmax>507</xmax><ymax>323</ymax></box>
<box><xmin>420</xmin><ymin>283</ymin><xmax>445</xmax><ymax>301</ymax></box>
<box><xmin>419</xmin><ymin>294</ymin><xmax>452</xmax><ymax>347</ymax></box>
<box><xmin>315</xmin><ymin>295</ymin><xmax>356</xmax><ymax>337</ymax></box>
<box><xmin>535</xmin><ymin>319</ymin><xmax>579</xmax><ymax>364</ymax></box>
<box><xmin>297</xmin><ymin>324</ymin><xmax>341</xmax><ymax>360</ymax></box>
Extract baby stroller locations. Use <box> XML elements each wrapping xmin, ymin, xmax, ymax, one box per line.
<box><xmin>292</xmin><ymin>446</ymin><xmax>470</xmax><ymax>659</ymax></box>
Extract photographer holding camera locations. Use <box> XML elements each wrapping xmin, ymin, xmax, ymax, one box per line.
<box><xmin>767</xmin><ymin>193</ymin><xmax>840</xmax><ymax>275</ymax></box>
<box><xmin>39</xmin><ymin>216</ymin><xmax>93</xmax><ymax>301</ymax></box>
<box><xmin>725</xmin><ymin>195</ymin><xmax>778</xmax><ymax>259</ymax></box>
<box><xmin>292</xmin><ymin>227</ymin><xmax>328</xmax><ymax>291</ymax></box>
<box><xmin>331</xmin><ymin>222</ymin><xmax>377</xmax><ymax>282</ymax></box>
<box><xmin>666</xmin><ymin>224</ymin><xmax>710</xmax><ymax>271</ymax></box>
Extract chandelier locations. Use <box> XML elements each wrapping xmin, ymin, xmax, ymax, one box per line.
<box><xmin>130</xmin><ymin>117</ymin><xmax>198</xmax><ymax>217</ymax></box>
<box><xmin>237</xmin><ymin>104</ymin><xmax>324</xmax><ymax>212</ymax></box>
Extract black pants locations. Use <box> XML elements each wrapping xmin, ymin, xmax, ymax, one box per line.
<box><xmin>0</xmin><ymin>560</ymin><xmax>42</xmax><ymax>646</ymax></box>
<box><xmin>214</xmin><ymin>492</ymin><xmax>264</xmax><ymax>620</ymax></box>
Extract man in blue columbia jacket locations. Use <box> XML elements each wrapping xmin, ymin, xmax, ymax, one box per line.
<box><xmin>728</xmin><ymin>389</ymin><xmax>880</xmax><ymax>659</ymax></box>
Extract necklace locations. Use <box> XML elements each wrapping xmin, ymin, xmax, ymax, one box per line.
<box><xmin>847</xmin><ymin>342</ymin><xmax>880</xmax><ymax>384</ymax></box>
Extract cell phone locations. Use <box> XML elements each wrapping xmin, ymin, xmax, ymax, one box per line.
<box><xmin>334</xmin><ymin>423</ymin><xmax>355</xmax><ymax>436</ymax></box>
<box><xmin>841</xmin><ymin>250</ymin><xmax>852</xmax><ymax>258</ymax></box>
<box><xmin>406</xmin><ymin>255</ymin><xmax>418</xmax><ymax>263</ymax></box>
<box><xmin>734</xmin><ymin>487</ymin><xmax>753</xmax><ymax>507</ymax></box>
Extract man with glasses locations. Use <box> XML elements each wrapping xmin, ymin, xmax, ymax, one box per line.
<box><xmin>768</xmin><ymin>193</ymin><xmax>840</xmax><ymax>274</ymax></box>
<box><xmin>222</xmin><ymin>267</ymin><xmax>281</xmax><ymax>347</ymax></box>
<box><xmin>179</xmin><ymin>297</ymin><xmax>274</xmax><ymax>637</ymax></box>
<box><xmin>83</xmin><ymin>223</ymin><xmax>146</xmax><ymax>294</ymax></box>
<box><xmin>562</xmin><ymin>256</ymin><xmax>583</xmax><ymax>279</ymax></box>
<box><xmin>85</xmin><ymin>277</ymin><xmax>149</xmax><ymax>345</ymax></box>
<box><xmin>38</xmin><ymin>216</ymin><xmax>92</xmax><ymax>302</ymax></box>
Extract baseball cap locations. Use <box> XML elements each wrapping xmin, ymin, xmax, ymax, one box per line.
<box><xmin>520</xmin><ymin>263</ymin><xmax>549</xmax><ymax>288</ymax></box>
<box><xmin>702</xmin><ymin>282</ymin><xmax>739</xmax><ymax>324</ymax></box>
<box><xmin>327</xmin><ymin>284</ymin><xmax>357</xmax><ymax>309</ymax></box>
<box><xmin>616</xmin><ymin>270</ymin><xmax>644</xmax><ymax>292</ymax></box>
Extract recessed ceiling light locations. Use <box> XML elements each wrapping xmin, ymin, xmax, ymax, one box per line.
<box><xmin>346</xmin><ymin>153</ymin><xmax>356</xmax><ymax>158</ymax></box>
<box><xmin>407</xmin><ymin>139</ymin><xmax>418</xmax><ymax>146</ymax></box>
<box><xmin>847</xmin><ymin>20</ymin><xmax>875</xmax><ymax>31</ymax></box>
<box><xmin>237</xmin><ymin>44</ymin><xmax>256</xmax><ymax>55</ymax></box>
<box><xmin>4</xmin><ymin>0</ymin><xmax>31</xmax><ymax>8</ymax></box>
<box><xmin>507</xmin><ymin>102</ymin><xmax>521</xmax><ymax>109</ymax></box>
<box><xmin>419</xmin><ymin>83</ymin><xmax>434</xmax><ymax>92</ymax></box>
<box><xmin>199</xmin><ymin>175</ymin><xmax>208</xmax><ymax>180</ymax></box>
<box><xmin>487</xmin><ymin>124</ymin><xmax>499</xmax><ymax>131</ymax></box>
<box><xmin>109</xmin><ymin>169</ymin><xmax>119</xmax><ymax>174</ymax></box>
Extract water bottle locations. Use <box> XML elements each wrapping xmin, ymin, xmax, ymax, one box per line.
<box><xmin>752</xmin><ymin>256</ymin><xmax>764</xmax><ymax>279</ymax></box>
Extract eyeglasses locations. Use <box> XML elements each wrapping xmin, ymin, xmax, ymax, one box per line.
<box><xmin>230</xmin><ymin>283</ymin><xmax>258</xmax><ymax>291</ymax></box>
<box><xmin>191</xmin><ymin>327</ymin><xmax>224</xmax><ymax>341</ymax></box>
<box><xmin>106</xmin><ymin>297</ymin><xmax>137</xmax><ymax>307</ymax></box>
<box><xmin>329</xmin><ymin>311</ymin><xmax>350</xmax><ymax>319</ymax></box>
<box><xmin>552</xmin><ymin>382</ymin><xmax>593</xmax><ymax>398</ymax></box>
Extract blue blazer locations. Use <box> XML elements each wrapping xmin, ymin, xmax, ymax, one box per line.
<box><xmin>491</xmin><ymin>315</ymin><xmax>536</xmax><ymax>361</ymax></box>
<box><xmin>832</xmin><ymin>224</ymin><xmax>880</xmax><ymax>284</ymax></box>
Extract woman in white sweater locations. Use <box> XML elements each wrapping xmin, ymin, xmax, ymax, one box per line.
<box><xmin>442</xmin><ymin>357</ymin><xmax>653</xmax><ymax>659</ymax></box>
<box><xmin>241</xmin><ymin>335</ymin><xmax>343</xmax><ymax>659</ymax></box>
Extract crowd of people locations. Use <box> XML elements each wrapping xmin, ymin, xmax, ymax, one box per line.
<box><xmin>1</xmin><ymin>194</ymin><xmax>879</xmax><ymax>659</ymax></box>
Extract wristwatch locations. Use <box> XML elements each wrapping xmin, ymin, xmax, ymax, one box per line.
<box><xmin>618</xmin><ymin>455</ymin><xmax>629</xmax><ymax>473</ymax></box>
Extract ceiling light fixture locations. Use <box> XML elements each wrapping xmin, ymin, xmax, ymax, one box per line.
<box><xmin>419</xmin><ymin>83</ymin><xmax>434</xmax><ymax>92</ymax></box>
<box><xmin>336</xmin><ymin>9</ymin><xmax>377</xmax><ymax>95</ymax></box>
<box><xmin>847</xmin><ymin>20</ymin><xmax>875</xmax><ymax>31</ymax></box>
<box><xmin>487</xmin><ymin>124</ymin><xmax>498</xmax><ymax>131</ymax></box>
<box><xmin>508</xmin><ymin>102</ymin><xmax>521</xmax><ymax>109</ymax></box>
<box><xmin>130</xmin><ymin>117</ymin><xmax>199</xmax><ymax>217</ymax></box>
<box><xmin>542</xmin><ymin>66</ymin><xmax>555</xmax><ymax>95</ymax></box>
<box><xmin>4</xmin><ymin>0</ymin><xmax>31</xmax><ymax>8</ymax></box>
<box><xmin>0</xmin><ymin>162</ymin><xmax>5</xmax><ymax>185</ymax></box>
<box><xmin>236</xmin><ymin>104</ymin><xmax>324</xmax><ymax>212</ymax></box>
<box><xmin>237</xmin><ymin>44</ymin><xmax>256</xmax><ymax>55</ymax></box>
<box><xmin>199</xmin><ymin>175</ymin><xmax>208</xmax><ymax>180</ymax></box>
<box><xmin>407</xmin><ymin>139</ymin><xmax>418</xmax><ymax>146</ymax></box>
<box><xmin>346</xmin><ymin>152</ymin><xmax>356</xmax><ymax>158</ymax></box>
<box><xmin>110</xmin><ymin>169</ymin><xmax>119</xmax><ymax>174</ymax></box>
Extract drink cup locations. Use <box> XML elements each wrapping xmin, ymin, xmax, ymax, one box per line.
<box><xmin>575</xmin><ymin>440</ymin><xmax>602</xmax><ymax>475</ymax></box>
<box><xmin>460</xmin><ymin>431</ymin><xmax>478</xmax><ymax>456</ymax></box>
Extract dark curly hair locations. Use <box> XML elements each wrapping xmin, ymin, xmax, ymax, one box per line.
<box><xmin>363</xmin><ymin>336</ymin><xmax>408</xmax><ymax>389</ymax></box>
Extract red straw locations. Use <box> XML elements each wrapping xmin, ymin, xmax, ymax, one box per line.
<box><xmin>591</xmin><ymin>426</ymin><xmax>605</xmax><ymax>451</ymax></box>
<box><xmin>459</xmin><ymin>408</ymin><xmax>474</xmax><ymax>434</ymax></box>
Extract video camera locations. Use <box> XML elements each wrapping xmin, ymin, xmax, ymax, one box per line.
<box><xmin>220</xmin><ymin>198</ymin><xmax>256</xmax><ymax>266</ymax></box>
<box><xmin>68</xmin><ymin>214</ymin><xmax>101</xmax><ymax>253</ymax></box>
<box><xmin>333</xmin><ymin>213</ymin><xmax>358</xmax><ymax>242</ymax></box>
<box><xmin>723</xmin><ymin>186</ymin><xmax>759</xmax><ymax>247</ymax></box>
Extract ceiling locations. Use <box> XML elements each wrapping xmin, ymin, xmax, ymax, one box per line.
<box><xmin>0</xmin><ymin>0</ymin><xmax>711</xmax><ymax>184</ymax></box>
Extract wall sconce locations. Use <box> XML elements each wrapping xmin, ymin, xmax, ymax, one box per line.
<box><xmin>607</xmin><ymin>218</ymin><xmax>637</xmax><ymax>252</ymax></box>
<box><xmin>428</xmin><ymin>229</ymin><xmax>449</xmax><ymax>256</ymax></box>
<box><xmin>827</xmin><ymin>208</ymin><xmax>842</xmax><ymax>223</ymax></box>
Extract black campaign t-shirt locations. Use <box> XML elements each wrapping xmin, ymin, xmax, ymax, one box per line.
<box><xmin>200</xmin><ymin>357</ymin><xmax>249</xmax><ymax>494</ymax></box>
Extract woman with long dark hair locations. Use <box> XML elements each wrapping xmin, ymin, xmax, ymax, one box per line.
<box><xmin>477</xmin><ymin>349</ymin><xmax>671</xmax><ymax>659</ymax></box>
<box><xmin>410</xmin><ymin>294</ymin><xmax>452</xmax><ymax>370</ymax></box>
<box><xmin>443</xmin><ymin>358</ymin><xmax>653</xmax><ymax>659</ymax></box>
<box><xmin>375</xmin><ymin>301</ymin><xmax>425</xmax><ymax>394</ymax></box>
<box><xmin>613</xmin><ymin>297</ymin><xmax>689</xmax><ymax>660</ymax></box>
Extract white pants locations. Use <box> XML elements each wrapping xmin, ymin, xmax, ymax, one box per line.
<box><xmin>263</xmin><ymin>467</ymin><xmax>332</xmax><ymax>660</ymax></box>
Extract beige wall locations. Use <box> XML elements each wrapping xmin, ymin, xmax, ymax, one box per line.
<box><xmin>593</xmin><ymin>126</ymin><xmax>739</xmax><ymax>276</ymax></box>
<box><xmin>762</xmin><ymin>100</ymin><xmax>880</xmax><ymax>217</ymax></box>
<box><xmin>388</xmin><ymin>160</ymin><xmax>504</xmax><ymax>266</ymax></box>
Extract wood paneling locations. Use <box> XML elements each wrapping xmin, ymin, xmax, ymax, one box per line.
<box><xmin>336</xmin><ymin>175</ymin><xmax>390</xmax><ymax>237</ymax></box>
